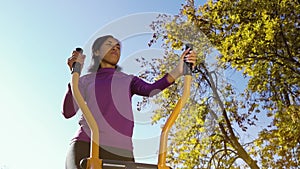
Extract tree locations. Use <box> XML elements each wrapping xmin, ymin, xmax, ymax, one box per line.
<box><xmin>141</xmin><ymin>0</ymin><xmax>299</xmax><ymax>168</ymax></box>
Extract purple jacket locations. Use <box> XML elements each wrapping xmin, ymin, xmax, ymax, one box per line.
<box><xmin>62</xmin><ymin>68</ymin><xmax>173</xmax><ymax>151</ymax></box>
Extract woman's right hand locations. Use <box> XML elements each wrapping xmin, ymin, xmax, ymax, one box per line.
<box><xmin>67</xmin><ymin>50</ymin><xmax>86</xmax><ymax>71</ymax></box>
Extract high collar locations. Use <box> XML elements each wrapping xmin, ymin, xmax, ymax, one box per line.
<box><xmin>97</xmin><ymin>67</ymin><xmax>116</xmax><ymax>73</ymax></box>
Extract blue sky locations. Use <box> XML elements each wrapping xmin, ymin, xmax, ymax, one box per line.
<box><xmin>0</xmin><ymin>0</ymin><xmax>208</xmax><ymax>169</ymax></box>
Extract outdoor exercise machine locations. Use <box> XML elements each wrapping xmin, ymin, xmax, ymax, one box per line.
<box><xmin>71</xmin><ymin>45</ymin><xmax>193</xmax><ymax>169</ymax></box>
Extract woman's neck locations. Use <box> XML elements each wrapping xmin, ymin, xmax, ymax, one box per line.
<box><xmin>100</xmin><ymin>62</ymin><xmax>116</xmax><ymax>69</ymax></box>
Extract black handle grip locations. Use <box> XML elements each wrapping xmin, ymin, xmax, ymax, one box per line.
<box><xmin>80</xmin><ymin>158</ymin><xmax>87</xmax><ymax>169</ymax></box>
<box><xmin>183</xmin><ymin>44</ymin><xmax>193</xmax><ymax>75</ymax></box>
<box><xmin>71</xmin><ymin>47</ymin><xmax>83</xmax><ymax>74</ymax></box>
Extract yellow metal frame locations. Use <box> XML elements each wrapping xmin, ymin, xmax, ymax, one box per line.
<box><xmin>71</xmin><ymin>72</ymin><xmax>103</xmax><ymax>169</ymax></box>
<box><xmin>71</xmin><ymin>71</ymin><xmax>192</xmax><ymax>169</ymax></box>
<box><xmin>158</xmin><ymin>75</ymin><xmax>192</xmax><ymax>169</ymax></box>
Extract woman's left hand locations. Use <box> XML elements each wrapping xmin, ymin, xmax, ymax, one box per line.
<box><xmin>168</xmin><ymin>48</ymin><xmax>197</xmax><ymax>82</ymax></box>
<box><xmin>179</xmin><ymin>47</ymin><xmax>197</xmax><ymax>74</ymax></box>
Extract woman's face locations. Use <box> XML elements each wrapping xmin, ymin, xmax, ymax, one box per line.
<box><xmin>97</xmin><ymin>37</ymin><xmax>121</xmax><ymax>67</ymax></box>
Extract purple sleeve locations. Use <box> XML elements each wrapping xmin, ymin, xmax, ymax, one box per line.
<box><xmin>61</xmin><ymin>75</ymin><xmax>87</xmax><ymax>119</ymax></box>
<box><xmin>130</xmin><ymin>74</ymin><xmax>174</xmax><ymax>97</ymax></box>
<box><xmin>61</xmin><ymin>83</ymin><xmax>79</xmax><ymax>119</ymax></box>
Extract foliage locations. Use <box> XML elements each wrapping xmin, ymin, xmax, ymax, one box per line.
<box><xmin>139</xmin><ymin>0</ymin><xmax>300</xmax><ymax>168</ymax></box>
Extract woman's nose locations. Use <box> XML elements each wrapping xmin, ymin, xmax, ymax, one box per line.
<box><xmin>112</xmin><ymin>44</ymin><xmax>120</xmax><ymax>51</ymax></box>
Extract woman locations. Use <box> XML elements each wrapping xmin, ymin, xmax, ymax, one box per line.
<box><xmin>62</xmin><ymin>35</ymin><xmax>196</xmax><ymax>169</ymax></box>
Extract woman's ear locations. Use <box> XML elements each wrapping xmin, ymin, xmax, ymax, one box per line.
<box><xmin>93</xmin><ymin>50</ymin><xmax>101</xmax><ymax>57</ymax></box>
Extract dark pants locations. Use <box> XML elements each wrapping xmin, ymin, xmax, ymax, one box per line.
<box><xmin>65</xmin><ymin>141</ymin><xmax>134</xmax><ymax>169</ymax></box>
